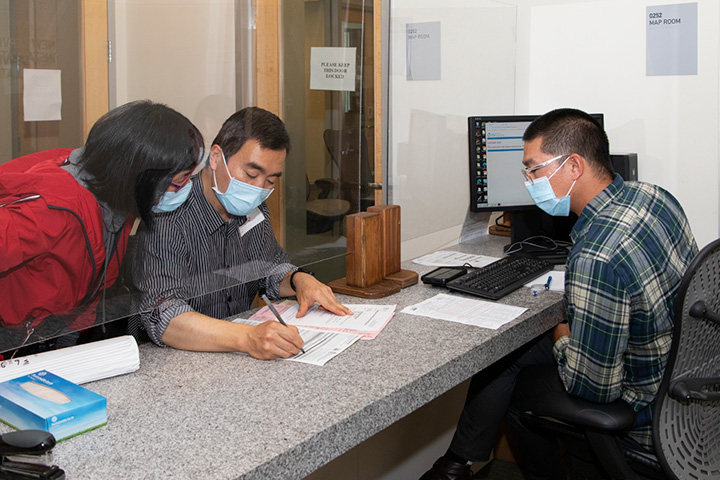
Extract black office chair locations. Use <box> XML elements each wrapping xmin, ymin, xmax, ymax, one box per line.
<box><xmin>519</xmin><ymin>238</ymin><xmax>720</xmax><ymax>479</ymax></box>
<box><xmin>306</xmin><ymin>174</ymin><xmax>350</xmax><ymax>235</ymax></box>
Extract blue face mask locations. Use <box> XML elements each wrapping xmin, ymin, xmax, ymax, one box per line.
<box><xmin>212</xmin><ymin>151</ymin><xmax>273</xmax><ymax>217</ymax></box>
<box><xmin>524</xmin><ymin>157</ymin><xmax>576</xmax><ymax>217</ymax></box>
<box><xmin>152</xmin><ymin>180</ymin><xmax>193</xmax><ymax>213</ymax></box>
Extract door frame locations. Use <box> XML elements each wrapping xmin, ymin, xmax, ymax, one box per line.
<box><xmin>81</xmin><ymin>0</ymin><xmax>109</xmax><ymax>138</ymax></box>
<box><xmin>255</xmin><ymin>0</ymin><xmax>383</xmax><ymax>247</ymax></box>
<box><xmin>256</xmin><ymin>0</ymin><xmax>285</xmax><ymax>245</ymax></box>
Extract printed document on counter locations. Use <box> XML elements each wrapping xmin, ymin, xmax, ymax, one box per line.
<box><xmin>401</xmin><ymin>293</ymin><xmax>527</xmax><ymax>330</ymax></box>
<box><xmin>232</xmin><ymin>318</ymin><xmax>361</xmax><ymax>366</ymax></box>
<box><xmin>286</xmin><ymin>328</ymin><xmax>361</xmax><ymax>366</ymax></box>
<box><xmin>250</xmin><ymin>303</ymin><xmax>395</xmax><ymax>340</ymax></box>
<box><xmin>413</xmin><ymin>250</ymin><xmax>498</xmax><ymax>268</ymax></box>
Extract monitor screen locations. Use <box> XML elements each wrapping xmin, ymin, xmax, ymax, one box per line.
<box><xmin>468</xmin><ymin>114</ymin><xmax>604</xmax><ymax>212</ymax></box>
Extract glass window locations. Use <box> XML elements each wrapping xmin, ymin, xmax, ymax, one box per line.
<box><xmin>279</xmin><ymin>0</ymin><xmax>377</xmax><ymax>280</ymax></box>
<box><xmin>0</xmin><ymin>0</ymin><xmax>84</xmax><ymax>162</ymax></box>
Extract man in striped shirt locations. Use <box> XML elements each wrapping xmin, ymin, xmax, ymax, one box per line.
<box><xmin>132</xmin><ymin>107</ymin><xmax>351</xmax><ymax>359</ymax></box>
<box><xmin>420</xmin><ymin>109</ymin><xmax>697</xmax><ymax>480</ymax></box>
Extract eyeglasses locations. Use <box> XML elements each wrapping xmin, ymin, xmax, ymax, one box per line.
<box><xmin>521</xmin><ymin>154</ymin><xmax>569</xmax><ymax>184</ymax></box>
<box><xmin>169</xmin><ymin>173</ymin><xmax>193</xmax><ymax>190</ymax></box>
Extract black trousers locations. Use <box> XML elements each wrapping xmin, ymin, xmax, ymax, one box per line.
<box><xmin>448</xmin><ymin>332</ymin><xmax>568</xmax><ymax>479</ymax></box>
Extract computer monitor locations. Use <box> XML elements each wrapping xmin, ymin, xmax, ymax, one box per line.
<box><xmin>468</xmin><ymin>113</ymin><xmax>604</xmax><ymax>251</ymax></box>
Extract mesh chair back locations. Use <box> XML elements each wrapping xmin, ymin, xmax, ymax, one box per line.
<box><xmin>654</xmin><ymin>239</ymin><xmax>720</xmax><ymax>479</ymax></box>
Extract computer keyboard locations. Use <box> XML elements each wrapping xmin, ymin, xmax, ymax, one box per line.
<box><xmin>446</xmin><ymin>255</ymin><xmax>554</xmax><ymax>300</ymax></box>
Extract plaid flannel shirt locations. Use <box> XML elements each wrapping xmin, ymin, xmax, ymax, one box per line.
<box><xmin>553</xmin><ymin>175</ymin><xmax>698</xmax><ymax>449</ymax></box>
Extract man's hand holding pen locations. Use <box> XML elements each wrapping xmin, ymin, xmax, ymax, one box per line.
<box><xmin>262</xmin><ymin>294</ymin><xmax>306</xmax><ymax>354</ymax></box>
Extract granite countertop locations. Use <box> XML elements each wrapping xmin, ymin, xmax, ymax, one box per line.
<box><xmin>4</xmin><ymin>239</ymin><xmax>565</xmax><ymax>479</ymax></box>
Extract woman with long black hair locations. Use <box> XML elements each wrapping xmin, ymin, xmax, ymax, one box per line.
<box><xmin>0</xmin><ymin>100</ymin><xmax>204</xmax><ymax>332</ymax></box>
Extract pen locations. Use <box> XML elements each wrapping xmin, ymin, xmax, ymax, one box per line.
<box><xmin>260</xmin><ymin>294</ymin><xmax>306</xmax><ymax>354</ymax></box>
<box><xmin>544</xmin><ymin>275</ymin><xmax>553</xmax><ymax>290</ymax></box>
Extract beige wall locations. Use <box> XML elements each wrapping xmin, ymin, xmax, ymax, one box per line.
<box><xmin>392</xmin><ymin>0</ymin><xmax>720</xmax><ymax>257</ymax></box>
<box><xmin>110</xmin><ymin>0</ymin><xmax>236</xmax><ymax>149</ymax></box>
<box><xmin>516</xmin><ymin>0</ymin><xmax>719</xmax><ymax>249</ymax></box>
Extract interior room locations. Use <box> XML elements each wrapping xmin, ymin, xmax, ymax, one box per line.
<box><xmin>0</xmin><ymin>0</ymin><xmax>717</xmax><ymax>479</ymax></box>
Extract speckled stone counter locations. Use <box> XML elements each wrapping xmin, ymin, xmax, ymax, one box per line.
<box><xmin>11</xmin><ymin>238</ymin><xmax>564</xmax><ymax>479</ymax></box>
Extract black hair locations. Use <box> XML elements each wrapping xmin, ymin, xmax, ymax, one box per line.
<box><xmin>523</xmin><ymin>108</ymin><xmax>613</xmax><ymax>180</ymax></box>
<box><xmin>77</xmin><ymin>100</ymin><xmax>204</xmax><ymax>227</ymax></box>
<box><xmin>211</xmin><ymin>106</ymin><xmax>290</xmax><ymax>158</ymax></box>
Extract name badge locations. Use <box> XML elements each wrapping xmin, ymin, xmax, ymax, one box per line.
<box><xmin>238</xmin><ymin>208</ymin><xmax>265</xmax><ymax>236</ymax></box>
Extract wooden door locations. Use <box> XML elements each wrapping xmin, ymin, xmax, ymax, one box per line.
<box><xmin>0</xmin><ymin>0</ymin><xmax>107</xmax><ymax>162</ymax></box>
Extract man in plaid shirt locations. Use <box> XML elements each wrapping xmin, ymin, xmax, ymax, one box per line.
<box><xmin>420</xmin><ymin>109</ymin><xmax>698</xmax><ymax>480</ymax></box>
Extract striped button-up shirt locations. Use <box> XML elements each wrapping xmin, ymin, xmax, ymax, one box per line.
<box><xmin>131</xmin><ymin>176</ymin><xmax>295</xmax><ymax>346</ymax></box>
<box><xmin>553</xmin><ymin>175</ymin><xmax>698</xmax><ymax>449</ymax></box>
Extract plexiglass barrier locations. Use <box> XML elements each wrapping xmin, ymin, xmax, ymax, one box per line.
<box><xmin>1</xmin><ymin>230</ymin><xmax>306</xmax><ymax>356</ymax></box>
<box><xmin>278</xmin><ymin>0</ymin><xmax>376</xmax><ymax>276</ymax></box>
<box><xmin>387</xmin><ymin>0</ymin><xmax>518</xmax><ymax>253</ymax></box>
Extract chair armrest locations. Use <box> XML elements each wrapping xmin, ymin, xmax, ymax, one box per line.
<box><xmin>526</xmin><ymin>392</ymin><xmax>636</xmax><ymax>433</ymax></box>
<box><xmin>314</xmin><ymin>178</ymin><xmax>338</xmax><ymax>199</ymax></box>
<box><xmin>519</xmin><ymin>364</ymin><xmax>636</xmax><ymax>433</ymax></box>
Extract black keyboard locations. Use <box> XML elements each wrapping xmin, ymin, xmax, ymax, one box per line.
<box><xmin>446</xmin><ymin>255</ymin><xmax>554</xmax><ymax>300</ymax></box>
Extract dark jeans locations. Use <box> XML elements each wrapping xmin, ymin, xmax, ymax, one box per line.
<box><xmin>507</xmin><ymin>363</ymin><xmax>574</xmax><ymax>479</ymax></box>
<box><xmin>448</xmin><ymin>333</ymin><xmax>556</xmax><ymax>458</ymax></box>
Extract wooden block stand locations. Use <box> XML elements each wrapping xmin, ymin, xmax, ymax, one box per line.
<box><xmin>329</xmin><ymin>205</ymin><xmax>418</xmax><ymax>299</ymax></box>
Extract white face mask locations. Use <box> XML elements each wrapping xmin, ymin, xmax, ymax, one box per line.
<box><xmin>212</xmin><ymin>150</ymin><xmax>273</xmax><ymax>217</ymax></box>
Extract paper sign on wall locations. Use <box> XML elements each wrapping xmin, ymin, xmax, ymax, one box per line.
<box><xmin>310</xmin><ymin>47</ymin><xmax>356</xmax><ymax>92</ymax></box>
<box><xmin>23</xmin><ymin>69</ymin><xmax>62</xmax><ymax>121</ymax></box>
<box><xmin>406</xmin><ymin>21</ymin><xmax>441</xmax><ymax>81</ymax></box>
<box><xmin>646</xmin><ymin>3</ymin><xmax>697</xmax><ymax>76</ymax></box>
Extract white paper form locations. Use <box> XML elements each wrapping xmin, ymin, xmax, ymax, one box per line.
<box><xmin>401</xmin><ymin>293</ymin><xmax>527</xmax><ymax>330</ymax></box>
<box><xmin>282</xmin><ymin>304</ymin><xmax>394</xmax><ymax>340</ymax></box>
<box><xmin>232</xmin><ymin>318</ymin><xmax>361</xmax><ymax>366</ymax></box>
<box><xmin>286</xmin><ymin>328</ymin><xmax>361</xmax><ymax>366</ymax></box>
<box><xmin>250</xmin><ymin>303</ymin><xmax>395</xmax><ymax>340</ymax></box>
<box><xmin>413</xmin><ymin>250</ymin><xmax>498</xmax><ymax>268</ymax></box>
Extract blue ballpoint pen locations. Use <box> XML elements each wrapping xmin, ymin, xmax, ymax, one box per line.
<box><xmin>544</xmin><ymin>275</ymin><xmax>553</xmax><ymax>291</ymax></box>
<box><xmin>261</xmin><ymin>294</ymin><xmax>306</xmax><ymax>354</ymax></box>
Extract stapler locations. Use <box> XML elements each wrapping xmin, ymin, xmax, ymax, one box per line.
<box><xmin>0</xmin><ymin>430</ymin><xmax>65</xmax><ymax>480</ymax></box>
